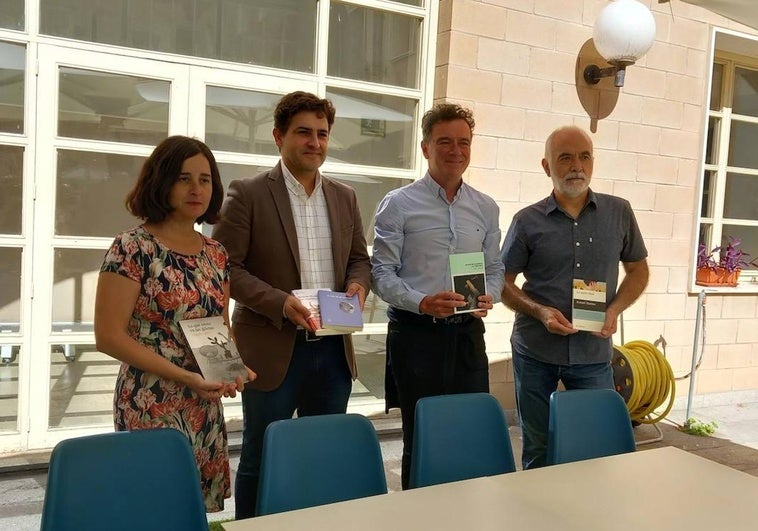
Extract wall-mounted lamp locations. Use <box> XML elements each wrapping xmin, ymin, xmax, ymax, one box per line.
<box><xmin>584</xmin><ymin>0</ymin><xmax>656</xmax><ymax>88</ymax></box>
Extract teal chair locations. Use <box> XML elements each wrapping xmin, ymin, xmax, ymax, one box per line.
<box><xmin>409</xmin><ymin>393</ymin><xmax>516</xmax><ymax>488</ymax></box>
<box><xmin>547</xmin><ymin>389</ymin><xmax>636</xmax><ymax>465</ymax></box>
<box><xmin>256</xmin><ymin>414</ymin><xmax>388</xmax><ymax>516</ymax></box>
<box><xmin>41</xmin><ymin>429</ymin><xmax>208</xmax><ymax>531</ymax></box>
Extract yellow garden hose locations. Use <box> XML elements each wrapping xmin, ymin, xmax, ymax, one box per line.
<box><xmin>612</xmin><ymin>340</ymin><xmax>676</xmax><ymax>423</ymax></box>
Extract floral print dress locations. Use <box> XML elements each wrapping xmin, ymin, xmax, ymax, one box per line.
<box><xmin>101</xmin><ymin>225</ymin><xmax>231</xmax><ymax>512</ymax></box>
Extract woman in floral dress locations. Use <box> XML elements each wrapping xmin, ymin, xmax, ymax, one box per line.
<box><xmin>94</xmin><ymin>136</ymin><xmax>255</xmax><ymax>512</ymax></box>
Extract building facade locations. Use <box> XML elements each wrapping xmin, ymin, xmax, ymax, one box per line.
<box><xmin>0</xmin><ymin>0</ymin><xmax>756</xmax><ymax>454</ymax></box>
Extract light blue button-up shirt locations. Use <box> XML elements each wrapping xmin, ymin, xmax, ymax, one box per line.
<box><xmin>371</xmin><ymin>173</ymin><xmax>505</xmax><ymax>313</ymax></box>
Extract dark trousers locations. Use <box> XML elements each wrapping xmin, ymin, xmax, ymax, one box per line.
<box><xmin>387</xmin><ymin>310</ymin><xmax>489</xmax><ymax>490</ymax></box>
<box><xmin>234</xmin><ymin>334</ymin><xmax>351</xmax><ymax>519</ymax></box>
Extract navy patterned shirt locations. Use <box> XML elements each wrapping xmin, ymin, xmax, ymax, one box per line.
<box><xmin>500</xmin><ymin>190</ymin><xmax>647</xmax><ymax>365</ymax></box>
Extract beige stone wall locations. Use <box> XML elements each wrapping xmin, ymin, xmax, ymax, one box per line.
<box><xmin>434</xmin><ymin>0</ymin><xmax>758</xmax><ymax>408</ymax></box>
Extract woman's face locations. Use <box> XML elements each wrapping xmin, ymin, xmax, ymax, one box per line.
<box><xmin>167</xmin><ymin>153</ymin><xmax>213</xmax><ymax>223</ymax></box>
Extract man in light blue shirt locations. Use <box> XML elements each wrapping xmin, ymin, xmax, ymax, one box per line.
<box><xmin>371</xmin><ymin>103</ymin><xmax>504</xmax><ymax>489</ymax></box>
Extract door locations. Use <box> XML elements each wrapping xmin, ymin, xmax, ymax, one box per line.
<box><xmin>20</xmin><ymin>44</ymin><xmax>314</xmax><ymax>450</ymax></box>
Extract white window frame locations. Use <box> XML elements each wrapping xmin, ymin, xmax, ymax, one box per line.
<box><xmin>693</xmin><ymin>28</ymin><xmax>758</xmax><ymax>293</ymax></box>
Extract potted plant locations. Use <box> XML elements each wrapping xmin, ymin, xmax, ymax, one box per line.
<box><xmin>696</xmin><ymin>236</ymin><xmax>755</xmax><ymax>287</ymax></box>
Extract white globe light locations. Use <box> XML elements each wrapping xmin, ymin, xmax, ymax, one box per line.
<box><xmin>593</xmin><ymin>0</ymin><xmax>656</xmax><ymax>65</ymax></box>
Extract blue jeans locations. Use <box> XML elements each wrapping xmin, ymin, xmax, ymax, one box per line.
<box><xmin>512</xmin><ymin>349</ymin><xmax>613</xmax><ymax>470</ymax></box>
<box><xmin>234</xmin><ymin>335</ymin><xmax>351</xmax><ymax>519</ymax></box>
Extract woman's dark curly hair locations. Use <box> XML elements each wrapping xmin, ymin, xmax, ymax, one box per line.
<box><xmin>125</xmin><ymin>136</ymin><xmax>224</xmax><ymax>224</ymax></box>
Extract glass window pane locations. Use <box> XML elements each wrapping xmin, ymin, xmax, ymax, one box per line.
<box><xmin>205</xmin><ymin>87</ymin><xmax>279</xmax><ymax>155</ymax></box>
<box><xmin>727</xmin><ymin>120</ymin><xmax>758</xmax><ymax>170</ymax></box>
<box><xmin>721</xmin><ymin>225</ymin><xmax>758</xmax><ymax>271</ymax></box>
<box><xmin>325</xmin><ymin>173</ymin><xmax>412</xmax><ymax>246</ymax></box>
<box><xmin>40</xmin><ymin>0</ymin><xmax>316</xmax><ymax>72</ymax></box>
<box><xmin>326</xmin><ymin>87</ymin><xmax>417</xmax><ymax>169</ymax></box>
<box><xmin>0</xmin><ymin>145</ymin><xmax>23</xmax><ymax>235</ymax></box>
<box><xmin>0</xmin><ymin>247</ymin><xmax>22</xmax><ymax>332</ymax></box>
<box><xmin>389</xmin><ymin>0</ymin><xmax>422</xmax><ymax>5</ymax></box>
<box><xmin>352</xmin><ymin>334</ymin><xmax>387</xmax><ymax>410</ymax></box>
<box><xmin>710</xmin><ymin>63</ymin><xmax>723</xmax><ymax>111</ymax></box>
<box><xmin>49</xmin><ymin>343</ymin><xmax>118</xmax><ymax>428</ymax></box>
<box><xmin>220</xmin><ymin>0</ymin><xmax>316</xmax><ymax>72</ymax></box>
<box><xmin>705</xmin><ymin>116</ymin><xmax>720</xmax><ymax>165</ymax></box>
<box><xmin>700</xmin><ymin>170</ymin><xmax>716</xmax><ymax>218</ymax></box>
<box><xmin>58</xmin><ymin>67</ymin><xmax>169</xmax><ymax>144</ymax></box>
<box><xmin>0</xmin><ymin>0</ymin><xmax>23</xmax><ymax>31</ymax></box>
<box><xmin>52</xmin><ymin>248</ymin><xmax>109</xmax><ymax>332</ymax></box>
<box><xmin>56</xmin><ymin>150</ymin><xmax>144</xmax><ymax>237</ymax></box>
<box><xmin>0</xmin><ymin>343</ymin><xmax>19</xmax><ymax>432</ymax></box>
<box><xmin>328</xmin><ymin>3</ymin><xmax>421</xmax><ymax>88</ymax></box>
<box><xmin>0</xmin><ymin>41</ymin><xmax>25</xmax><ymax>134</ymax></box>
<box><xmin>733</xmin><ymin>67</ymin><xmax>758</xmax><ymax>118</ymax></box>
<box><xmin>724</xmin><ymin>173</ymin><xmax>758</xmax><ymax>221</ymax></box>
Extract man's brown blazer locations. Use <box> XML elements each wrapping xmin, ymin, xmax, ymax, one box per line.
<box><xmin>212</xmin><ymin>163</ymin><xmax>371</xmax><ymax>391</ymax></box>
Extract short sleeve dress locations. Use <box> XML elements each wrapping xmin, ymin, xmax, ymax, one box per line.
<box><xmin>100</xmin><ymin>225</ymin><xmax>232</xmax><ymax>512</ymax></box>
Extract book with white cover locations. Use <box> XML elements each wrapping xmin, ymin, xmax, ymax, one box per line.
<box><xmin>178</xmin><ymin>316</ymin><xmax>250</xmax><ymax>383</ymax></box>
<box><xmin>572</xmin><ymin>279</ymin><xmax>607</xmax><ymax>332</ymax></box>
<box><xmin>291</xmin><ymin>288</ymin><xmax>343</xmax><ymax>336</ymax></box>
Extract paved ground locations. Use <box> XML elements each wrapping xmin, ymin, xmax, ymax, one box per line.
<box><xmin>1</xmin><ymin>390</ymin><xmax>756</xmax><ymax>530</ymax></box>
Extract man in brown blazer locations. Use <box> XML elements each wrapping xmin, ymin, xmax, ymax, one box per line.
<box><xmin>211</xmin><ymin>91</ymin><xmax>370</xmax><ymax>519</ymax></box>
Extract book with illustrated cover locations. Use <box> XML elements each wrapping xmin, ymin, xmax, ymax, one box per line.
<box><xmin>449</xmin><ymin>252</ymin><xmax>487</xmax><ymax>314</ymax></box>
<box><xmin>572</xmin><ymin>279</ymin><xmax>607</xmax><ymax>332</ymax></box>
<box><xmin>291</xmin><ymin>288</ymin><xmax>343</xmax><ymax>336</ymax></box>
<box><xmin>317</xmin><ymin>290</ymin><xmax>363</xmax><ymax>333</ymax></box>
<box><xmin>178</xmin><ymin>316</ymin><xmax>250</xmax><ymax>384</ymax></box>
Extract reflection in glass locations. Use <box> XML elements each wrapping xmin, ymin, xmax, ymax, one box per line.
<box><xmin>0</xmin><ymin>343</ymin><xmax>19</xmax><ymax>432</ymax></box>
<box><xmin>724</xmin><ymin>173</ymin><xmax>758</xmax><ymax>221</ymax></box>
<box><xmin>0</xmin><ymin>0</ymin><xmax>23</xmax><ymax>30</ymax></box>
<box><xmin>722</xmin><ymin>225</ymin><xmax>758</xmax><ymax>271</ymax></box>
<box><xmin>0</xmin><ymin>41</ymin><xmax>25</xmax><ymax>134</ymax></box>
<box><xmin>705</xmin><ymin>116</ymin><xmax>719</xmax><ymax>165</ymax></box>
<box><xmin>709</xmin><ymin>63</ymin><xmax>723</xmax><ymax>112</ymax></box>
<box><xmin>48</xmin><ymin>344</ymin><xmax>119</xmax><ymax>429</ymax></box>
<box><xmin>205</xmin><ymin>87</ymin><xmax>279</xmax><ymax>155</ymax></box>
<box><xmin>733</xmin><ymin>67</ymin><xmax>758</xmax><ymax>117</ymax></box>
<box><xmin>41</xmin><ymin>0</ymin><xmax>316</xmax><ymax>72</ymax></box>
<box><xmin>727</xmin><ymin>120</ymin><xmax>758</xmax><ymax>170</ymax></box>
<box><xmin>352</xmin><ymin>334</ymin><xmax>387</xmax><ymax>407</ymax></box>
<box><xmin>700</xmin><ymin>171</ymin><xmax>715</xmax><ymax>219</ymax></box>
<box><xmin>326</xmin><ymin>173</ymin><xmax>412</xmax><ymax>246</ymax></box>
<box><xmin>329</xmin><ymin>3</ymin><xmax>421</xmax><ymax>88</ymax></box>
<box><xmin>58</xmin><ymin>68</ymin><xmax>169</xmax><ymax>144</ymax></box>
<box><xmin>326</xmin><ymin>87</ymin><xmax>416</xmax><ymax>169</ymax></box>
<box><xmin>56</xmin><ymin>150</ymin><xmax>144</xmax><ymax>237</ymax></box>
<box><xmin>0</xmin><ymin>248</ymin><xmax>22</xmax><ymax>331</ymax></box>
<box><xmin>0</xmin><ymin>145</ymin><xmax>23</xmax><ymax>235</ymax></box>
<box><xmin>52</xmin><ymin>249</ymin><xmax>109</xmax><ymax>332</ymax></box>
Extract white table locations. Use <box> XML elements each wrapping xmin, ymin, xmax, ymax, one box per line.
<box><xmin>223</xmin><ymin>447</ymin><xmax>758</xmax><ymax>531</ymax></box>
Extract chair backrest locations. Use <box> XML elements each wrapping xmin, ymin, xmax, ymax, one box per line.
<box><xmin>547</xmin><ymin>389</ymin><xmax>636</xmax><ymax>466</ymax></box>
<box><xmin>409</xmin><ymin>393</ymin><xmax>516</xmax><ymax>489</ymax></box>
<box><xmin>256</xmin><ymin>413</ymin><xmax>388</xmax><ymax>516</ymax></box>
<box><xmin>40</xmin><ymin>428</ymin><xmax>208</xmax><ymax>531</ymax></box>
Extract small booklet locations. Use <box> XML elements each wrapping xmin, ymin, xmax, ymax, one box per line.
<box><xmin>318</xmin><ymin>290</ymin><xmax>364</xmax><ymax>333</ymax></box>
<box><xmin>572</xmin><ymin>279</ymin><xmax>607</xmax><ymax>332</ymax></box>
<box><xmin>291</xmin><ymin>288</ymin><xmax>343</xmax><ymax>336</ymax></box>
<box><xmin>178</xmin><ymin>316</ymin><xmax>250</xmax><ymax>384</ymax></box>
<box><xmin>449</xmin><ymin>252</ymin><xmax>487</xmax><ymax>314</ymax></box>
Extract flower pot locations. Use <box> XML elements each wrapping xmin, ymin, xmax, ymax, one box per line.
<box><xmin>695</xmin><ymin>267</ymin><xmax>740</xmax><ymax>287</ymax></box>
